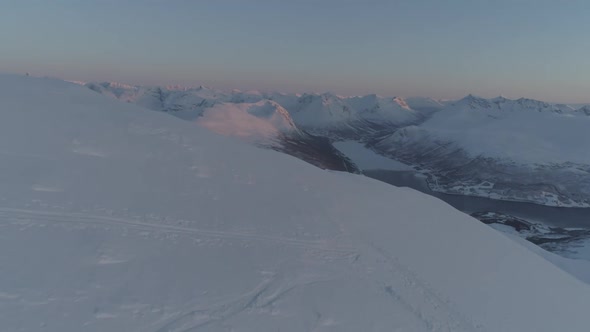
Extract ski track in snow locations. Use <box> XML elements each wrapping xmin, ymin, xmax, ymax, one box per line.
<box><xmin>0</xmin><ymin>207</ymin><xmax>355</xmax><ymax>255</ymax></box>
<box><xmin>0</xmin><ymin>205</ymin><xmax>482</xmax><ymax>332</ymax></box>
<box><xmin>360</xmin><ymin>243</ymin><xmax>486</xmax><ymax>332</ymax></box>
<box><xmin>152</xmin><ymin>273</ymin><xmax>332</xmax><ymax>332</ymax></box>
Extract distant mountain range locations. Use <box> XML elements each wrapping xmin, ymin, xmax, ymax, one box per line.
<box><xmin>85</xmin><ymin>82</ymin><xmax>590</xmax><ymax>207</ymax></box>
<box><xmin>374</xmin><ymin>94</ymin><xmax>590</xmax><ymax>207</ymax></box>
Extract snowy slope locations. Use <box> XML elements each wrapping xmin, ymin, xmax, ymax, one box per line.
<box><xmin>404</xmin><ymin>97</ymin><xmax>447</xmax><ymax>114</ymax></box>
<box><xmin>417</xmin><ymin>95</ymin><xmax>589</xmax><ymax>164</ymax></box>
<box><xmin>375</xmin><ymin>95</ymin><xmax>590</xmax><ymax>207</ymax></box>
<box><xmin>3</xmin><ymin>74</ymin><xmax>590</xmax><ymax>331</ymax></box>
<box><xmin>194</xmin><ymin>101</ymin><xmax>360</xmax><ymax>173</ymax></box>
<box><xmin>195</xmin><ymin>100</ymin><xmax>299</xmax><ymax>144</ymax></box>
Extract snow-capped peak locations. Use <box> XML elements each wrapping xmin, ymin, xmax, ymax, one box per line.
<box><xmin>198</xmin><ymin>100</ymin><xmax>299</xmax><ymax>144</ymax></box>
<box><xmin>287</xmin><ymin>93</ymin><xmax>353</xmax><ymax>126</ymax></box>
<box><xmin>454</xmin><ymin>94</ymin><xmax>492</xmax><ymax>109</ymax></box>
<box><xmin>491</xmin><ymin>95</ymin><xmax>508</xmax><ymax>102</ymax></box>
<box><xmin>555</xmin><ymin>103</ymin><xmax>576</xmax><ymax>113</ymax></box>
<box><xmin>85</xmin><ymin>82</ymin><xmax>141</xmax><ymax>101</ymax></box>
<box><xmin>516</xmin><ymin>97</ymin><xmax>547</xmax><ymax>107</ymax></box>
<box><xmin>404</xmin><ymin>97</ymin><xmax>446</xmax><ymax>112</ymax></box>
<box><xmin>577</xmin><ymin>105</ymin><xmax>590</xmax><ymax>116</ymax></box>
<box><xmin>392</xmin><ymin>96</ymin><xmax>411</xmax><ymax>110</ymax></box>
<box><xmin>85</xmin><ymin>81</ymin><xmax>424</xmax><ymax>138</ymax></box>
<box><xmin>98</xmin><ymin>81</ymin><xmax>138</xmax><ymax>90</ymax></box>
<box><xmin>244</xmin><ymin>100</ymin><xmax>298</xmax><ymax>130</ymax></box>
<box><xmin>452</xmin><ymin>95</ymin><xmax>568</xmax><ymax>114</ymax></box>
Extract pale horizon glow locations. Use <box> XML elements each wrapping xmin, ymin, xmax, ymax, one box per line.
<box><xmin>1</xmin><ymin>0</ymin><xmax>590</xmax><ymax>103</ymax></box>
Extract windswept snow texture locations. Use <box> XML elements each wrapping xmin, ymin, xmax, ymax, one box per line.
<box><xmin>3</xmin><ymin>75</ymin><xmax>590</xmax><ymax>331</ymax></box>
<box><xmin>375</xmin><ymin>95</ymin><xmax>590</xmax><ymax>207</ymax></box>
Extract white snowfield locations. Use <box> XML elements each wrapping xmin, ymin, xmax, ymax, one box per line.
<box><xmin>2</xmin><ymin>75</ymin><xmax>590</xmax><ymax>331</ymax></box>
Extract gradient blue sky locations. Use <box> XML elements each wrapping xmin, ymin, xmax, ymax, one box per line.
<box><xmin>1</xmin><ymin>0</ymin><xmax>589</xmax><ymax>102</ymax></box>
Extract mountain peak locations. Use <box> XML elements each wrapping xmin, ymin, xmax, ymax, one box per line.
<box><xmin>492</xmin><ymin>95</ymin><xmax>509</xmax><ymax>102</ymax></box>
<box><xmin>392</xmin><ymin>96</ymin><xmax>411</xmax><ymax>110</ymax></box>
<box><xmin>450</xmin><ymin>95</ymin><xmax>568</xmax><ymax>114</ymax></box>
<box><xmin>455</xmin><ymin>94</ymin><xmax>492</xmax><ymax>109</ymax></box>
<box><xmin>577</xmin><ymin>105</ymin><xmax>590</xmax><ymax>115</ymax></box>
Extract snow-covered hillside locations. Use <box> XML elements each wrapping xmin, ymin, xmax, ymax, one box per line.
<box><xmin>86</xmin><ymin>82</ymin><xmax>359</xmax><ymax>173</ymax></box>
<box><xmin>3</xmin><ymin>74</ymin><xmax>590</xmax><ymax>331</ymax></box>
<box><xmin>196</xmin><ymin>100</ymin><xmax>299</xmax><ymax>144</ymax></box>
<box><xmin>374</xmin><ymin>95</ymin><xmax>590</xmax><ymax>207</ymax></box>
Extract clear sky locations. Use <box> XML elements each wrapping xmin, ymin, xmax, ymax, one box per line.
<box><xmin>1</xmin><ymin>0</ymin><xmax>589</xmax><ymax>102</ymax></box>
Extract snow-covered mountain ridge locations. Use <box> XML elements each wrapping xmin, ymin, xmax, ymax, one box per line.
<box><xmin>180</xmin><ymin>100</ymin><xmax>299</xmax><ymax>143</ymax></box>
<box><xmin>373</xmin><ymin>95</ymin><xmax>590</xmax><ymax>207</ymax></box>
<box><xmin>86</xmin><ymin>81</ymin><xmax>590</xmax><ymax>207</ymax></box>
<box><xmin>453</xmin><ymin>94</ymin><xmax>577</xmax><ymax>114</ymax></box>
<box><xmin>281</xmin><ymin>92</ymin><xmax>422</xmax><ymax>138</ymax></box>
<box><xmin>87</xmin><ymin>82</ymin><xmax>361</xmax><ymax>172</ymax></box>
<box><xmin>4</xmin><ymin>73</ymin><xmax>590</xmax><ymax>331</ymax></box>
<box><xmin>85</xmin><ymin>81</ymin><xmax>434</xmax><ymax>139</ymax></box>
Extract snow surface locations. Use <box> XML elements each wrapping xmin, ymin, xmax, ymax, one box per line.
<box><xmin>333</xmin><ymin>141</ymin><xmax>412</xmax><ymax>171</ymax></box>
<box><xmin>3</xmin><ymin>75</ymin><xmax>590</xmax><ymax>331</ymax></box>
<box><xmin>495</xmin><ymin>231</ymin><xmax>590</xmax><ymax>286</ymax></box>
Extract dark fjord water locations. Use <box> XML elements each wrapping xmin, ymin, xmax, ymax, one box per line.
<box><xmin>364</xmin><ymin>170</ymin><xmax>590</xmax><ymax>228</ymax></box>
